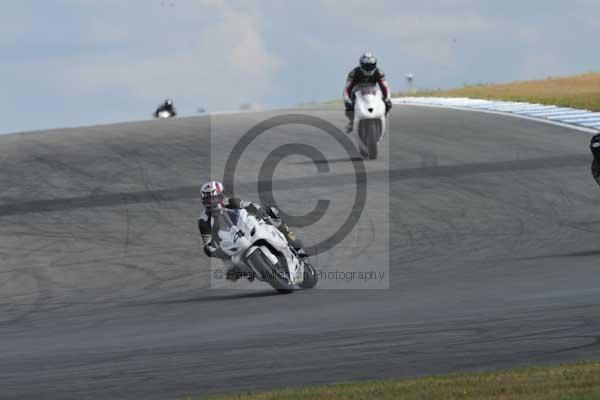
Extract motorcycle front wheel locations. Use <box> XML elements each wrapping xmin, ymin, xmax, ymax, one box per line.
<box><xmin>358</xmin><ymin>119</ymin><xmax>380</xmax><ymax>160</ymax></box>
<box><xmin>246</xmin><ymin>249</ymin><xmax>294</xmax><ymax>294</ymax></box>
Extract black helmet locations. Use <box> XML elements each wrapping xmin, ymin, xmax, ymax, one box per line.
<box><xmin>165</xmin><ymin>99</ymin><xmax>173</xmax><ymax>106</ymax></box>
<box><xmin>359</xmin><ymin>52</ymin><xmax>377</xmax><ymax>76</ymax></box>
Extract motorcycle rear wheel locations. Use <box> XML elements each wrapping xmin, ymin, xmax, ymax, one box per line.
<box><xmin>299</xmin><ymin>262</ymin><xmax>318</xmax><ymax>289</ymax></box>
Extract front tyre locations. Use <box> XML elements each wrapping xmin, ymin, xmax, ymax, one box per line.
<box><xmin>246</xmin><ymin>249</ymin><xmax>294</xmax><ymax>294</ymax></box>
<box><xmin>299</xmin><ymin>261</ymin><xmax>318</xmax><ymax>289</ymax></box>
<box><xmin>366</xmin><ymin>119</ymin><xmax>380</xmax><ymax>160</ymax></box>
<box><xmin>358</xmin><ymin>120</ymin><xmax>380</xmax><ymax>160</ymax></box>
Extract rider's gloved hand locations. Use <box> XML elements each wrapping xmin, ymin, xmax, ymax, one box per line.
<box><xmin>204</xmin><ymin>241</ymin><xmax>226</xmax><ymax>258</ymax></box>
<box><xmin>384</xmin><ymin>99</ymin><xmax>392</xmax><ymax>113</ymax></box>
<box><xmin>344</xmin><ymin>100</ymin><xmax>354</xmax><ymax>112</ymax></box>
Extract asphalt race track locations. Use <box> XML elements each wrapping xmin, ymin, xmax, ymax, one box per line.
<box><xmin>2</xmin><ymin>106</ymin><xmax>600</xmax><ymax>399</ymax></box>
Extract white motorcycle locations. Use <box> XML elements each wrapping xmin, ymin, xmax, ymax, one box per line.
<box><xmin>156</xmin><ymin>110</ymin><xmax>174</xmax><ymax>118</ymax></box>
<box><xmin>154</xmin><ymin>108</ymin><xmax>176</xmax><ymax>118</ymax></box>
<box><xmin>215</xmin><ymin>208</ymin><xmax>318</xmax><ymax>294</ymax></box>
<box><xmin>352</xmin><ymin>83</ymin><xmax>386</xmax><ymax>160</ymax></box>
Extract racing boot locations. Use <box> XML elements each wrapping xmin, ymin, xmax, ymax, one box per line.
<box><xmin>345</xmin><ymin>121</ymin><xmax>353</xmax><ymax>134</ymax></box>
<box><xmin>344</xmin><ymin>110</ymin><xmax>354</xmax><ymax>134</ymax></box>
<box><xmin>263</xmin><ymin>206</ymin><xmax>309</xmax><ymax>257</ymax></box>
<box><xmin>278</xmin><ymin>222</ymin><xmax>308</xmax><ymax>258</ymax></box>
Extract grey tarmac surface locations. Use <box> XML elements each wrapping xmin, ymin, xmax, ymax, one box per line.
<box><xmin>1</xmin><ymin>106</ymin><xmax>600</xmax><ymax>399</ymax></box>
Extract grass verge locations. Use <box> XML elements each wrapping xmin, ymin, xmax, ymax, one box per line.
<box><xmin>395</xmin><ymin>72</ymin><xmax>600</xmax><ymax>111</ymax></box>
<box><xmin>204</xmin><ymin>361</ymin><xmax>600</xmax><ymax>400</ymax></box>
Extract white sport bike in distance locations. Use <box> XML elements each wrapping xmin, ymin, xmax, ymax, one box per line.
<box><xmin>215</xmin><ymin>208</ymin><xmax>318</xmax><ymax>294</ymax></box>
<box><xmin>156</xmin><ymin>110</ymin><xmax>174</xmax><ymax>118</ymax></box>
<box><xmin>154</xmin><ymin>109</ymin><xmax>176</xmax><ymax>118</ymax></box>
<box><xmin>352</xmin><ymin>83</ymin><xmax>387</xmax><ymax>160</ymax></box>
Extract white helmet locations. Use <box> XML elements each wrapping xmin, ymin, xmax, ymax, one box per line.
<box><xmin>201</xmin><ymin>181</ymin><xmax>225</xmax><ymax>212</ymax></box>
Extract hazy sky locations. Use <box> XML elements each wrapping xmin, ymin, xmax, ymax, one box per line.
<box><xmin>1</xmin><ymin>0</ymin><xmax>599</xmax><ymax>134</ymax></box>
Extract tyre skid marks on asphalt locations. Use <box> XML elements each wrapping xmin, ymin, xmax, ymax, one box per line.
<box><xmin>0</xmin><ymin>202</ymin><xmax>207</xmax><ymax>327</ymax></box>
<box><xmin>1</xmin><ymin>153</ymin><xmax>589</xmax><ymax>220</ymax></box>
<box><xmin>0</xmin><ymin>267</ymin><xmax>53</xmax><ymax>327</ymax></box>
<box><xmin>324</xmin><ymin>206</ymin><xmax>379</xmax><ymax>287</ymax></box>
<box><xmin>101</xmin><ymin>138</ymin><xmax>204</xmax><ymax>294</ymax></box>
<box><xmin>392</xmin><ymin>176</ymin><xmax>527</xmax><ymax>271</ymax></box>
<box><xmin>450</xmin><ymin>174</ymin><xmax>567</xmax><ymax>264</ymax></box>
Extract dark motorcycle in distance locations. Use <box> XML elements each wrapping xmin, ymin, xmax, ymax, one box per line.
<box><xmin>154</xmin><ymin>99</ymin><xmax>177</xmax><ymax>119</ymax></box>
<box><xmin>591</xmin><ymin>133</ymin><xmax>600</xmax><ymax>186</ymax></box>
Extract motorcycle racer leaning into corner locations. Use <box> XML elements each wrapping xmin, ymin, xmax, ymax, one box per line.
<box><xmin>343</xmin><ymin>52</ymin><xmax>393</xmax><ymax>133</ymax></box>
<box><xmin>198</xmin><ymin>181</ymin><xmax>307</xmax><ymax>281</ymax></box>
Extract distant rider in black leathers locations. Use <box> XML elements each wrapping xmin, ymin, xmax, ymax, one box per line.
<box><xmin>154</xmin><ymin>99</ymin><xmax>177</xmax><ymax>117</ymax></box>
<box><xmin>343</xmin><ymin>52</ymin><xmax>392</xmax><ymax>133</ymax></box>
